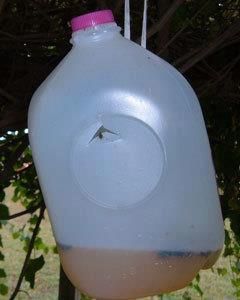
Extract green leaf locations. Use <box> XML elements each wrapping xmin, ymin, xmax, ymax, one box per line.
<box><xmin>224</xmin><ymin>247</ymin><xmax>233</xmax><ymax>257</ymax></box>
<box><xmin>52</xmin><ymin>245</ymin><xmax>58</xmax><ymax>254</ymax></box>
<box><xmin>0</xmin><ymin>190</ymin><xmax>5</xmax><ymax>202</ymax></box>
<box><xmin>0</xmin><ymin>204</ymin><xmax>9</xmax><ymax>220</ymax></box>
<box><xmin>43</xmin><ymin>247</ymin><xmax>49</xmax><ymax>254</ymax></box>
<box><xmin>232</xmin><ymin>278</ymin><xmax>240</xmax><ymax>288</ymax></box>
<box><xmin>29</xmin><ymin>214</ymin><xmax>38</xmax><ymax>225</ymax></box>
<box><xmin>235</xmin><ymin>290</ymin><xmax>240</xmax><ymax>298</ymax></box>
<box><xmin>182</xmin><ymin>291</ymin><xmax>191</xmax><ymax>300</ymax></box>
<box><xmin>217</xmin><ymin>267</ymin><xmax>228</xmax><ymax>276</ymax></box>
<box><xmin>34</xmin><ymin>237</ymin><xmax>43</xmax><ymax>248</ymax></box>
<box><xmin>23</xmin><ymin>237</ymin><xmax>31</xmax><ymax>252</ymax></box>
<box><xmin>230</xmin><ymin>213</ymin><xmax>240</xmax><ymax>239</ymax></box>
<box><xmin>24</xmin><ymin>255</ymin><xmax>45</xmax><ymax>288</ymax></box>
<box><xmin>193</xmin><ymin>284</ymin><xmax>203</xmax><ymax>296</ymax></box>
<box><xmin>0</xmin><ymin>283</ymin><xmax>8</xmax><ymax>295</ymax></box>
<box><xmin>0</xmin><ymin>251</ymin><xmax>4</xmax><ymax>261</ymax></box>
<box><xmin>12</xmin><ymin>231</ymin><xmax>20</xmax><ymax>239</ymax></box>
<box><xmin>34</xmin><ymin>237</ymin><xmax>49</xmax><ymax>253</ymax></box>
<box><xmin>237</xmin><ymin>260</ymin><xmax>240</xmax><ymax>271</ymax></box>
<box><xmin>0</xmin><ymin>268</ymin><xmax>6</xmax><ymax>278</ymax></box>
<box><xmin>0</xmin><ymin>235</ymin><xmax>2</xmax><ymax>247</ymax></box>
<box><xmin>224</xmin><ymin>230</ymin><xmax>231</xmax><ymax>248</ymax></box>
<box><xmin>79</xmin><ymin>294</ymin><xmax>93</xmax><ymax>300</ymax></box>
<box><xmin>231</xmin><ymin>266</ymin><xmax>239</xmax><ymax>273</ymax></box>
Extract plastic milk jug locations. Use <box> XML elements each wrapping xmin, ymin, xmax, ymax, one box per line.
<box><xmin>28</xmin><ymin>9</ymin><xmax>225</xmax><ymax>299</ymax></box>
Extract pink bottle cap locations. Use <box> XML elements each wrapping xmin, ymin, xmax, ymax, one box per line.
<box><xmin>71</xmin><ymin>10</ymin><xmax>115</xmax><ymax>32</ymax></box>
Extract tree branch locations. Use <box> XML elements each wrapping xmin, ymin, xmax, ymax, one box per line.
<box><xmin>0</xmin><ymin>109</ymin><xmax>27</xmax><ymax>135</ymax></box>
<box><xmin>96</xmin><ymin>0</ymin><xmax>107</xmax><ymax>9</ymax></box>
<box><xmin>4</xmin><ymin>203</ymin><xmax>42</xmax><ymax>220</ymax></box>
<box><xmin>179</xmin><ymin>20</ymin><xmax>240</xmax><ymax>73</ymax></box>
<box><xmin>197</xmin><ymin>53</ymin><xmax>240</xmax><ymax>97</ymax></box>
<box><xmin>0</xmin><ymin>87</ymin><xmax>18</xmax><ymax>104</ymax></box>
<box><xmin>136</xmin><ymin>0</ymin><xmax>184</xmax><ymax>42</ymax></box>
<box><xmin>158</xmin><ymin>0</ymin><xmax>210</xmax><ymax>55</ymax></box>
<box><xmin>200</xmin><ymin>59</ymin><xmax>220</xmax><ymax>79</ymax></box>
<box><xmin>15</xmin><ymin>162</ymin><xmax>33</xmax><ymax>174</ymax></box>
<box><xmin>58</xmin><ymin>265</ymin><xmax>76</xmax><ymax>300</ymax></box>
<box><xmin>173</xmin><ymin>47</ymin><xmax>200</xmax><ymax>67</ymax></box>
<box><xmin>9</xmin><ymin>203</ymin><xmax>45</xmax><ymax>300</ymax></box>
<box><xmin>113</xmin><ymin>0</ymin><xmax>123</xmax><ymax>14</ymax></box>
<box><xmin>0</xmin><ymin>0</ymin><xmax>6</xmax><ymax>15</ymax></box>
<box><xmin>0</xmin><ymin>30</ymin><xmax>63</xmax><ymax>42</ymax></box>
<box><xmin>155</xmin><ymin>0</ymin><xmax>172</xmax><ymax>55</ymax></box>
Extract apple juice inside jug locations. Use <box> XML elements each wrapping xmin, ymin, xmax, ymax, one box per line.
<box><xmin>58</xmin><ymin>247</ymin><xmax>221</xmax><ymax>299</ymax></box>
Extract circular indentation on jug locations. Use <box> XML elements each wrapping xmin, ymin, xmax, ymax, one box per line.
<box><xmin>71</xmin><ymin>115</ymin><xmax>165</xmax><ymax>209</ymax></box>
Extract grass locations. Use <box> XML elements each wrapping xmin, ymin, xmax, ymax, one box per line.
<box><xmin>0</xmin><ymin>188</ymin><xmax>237</xmax><ymax>299</ymax></box>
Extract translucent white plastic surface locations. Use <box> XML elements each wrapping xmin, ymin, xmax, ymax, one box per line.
<box><xmin>28</xmin><ymin>22</ymin><xmax>224</xmax><ymax>299</ymax></box>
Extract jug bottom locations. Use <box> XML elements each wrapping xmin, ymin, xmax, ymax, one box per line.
<box><xmin>58</xmin><ymin>247</ymin><xmax>220</xmax><ymax>299</ymax></box>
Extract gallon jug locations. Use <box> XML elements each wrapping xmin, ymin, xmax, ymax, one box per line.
<box><xmin>28</xmin><ymin>9</ymin><xmax>225</xmax><ymax>299</ymax></box>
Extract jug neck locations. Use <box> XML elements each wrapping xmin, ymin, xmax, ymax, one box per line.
<box><xmin>70</xmin><ymin>22</ymin><xmax>122</xmax><ymax>46</ymax></box>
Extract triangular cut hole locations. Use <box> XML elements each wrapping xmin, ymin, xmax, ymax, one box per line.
<box><xmin>89</xmin><ymin>125</ymin><xmax>117</xmax><ymax>143</ymax></box>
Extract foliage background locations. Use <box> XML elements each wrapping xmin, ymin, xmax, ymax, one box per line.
<box><xmin>0</xmin><ymin>0</ymin><xmax>240</xmax><ymax>299</ymax></box>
